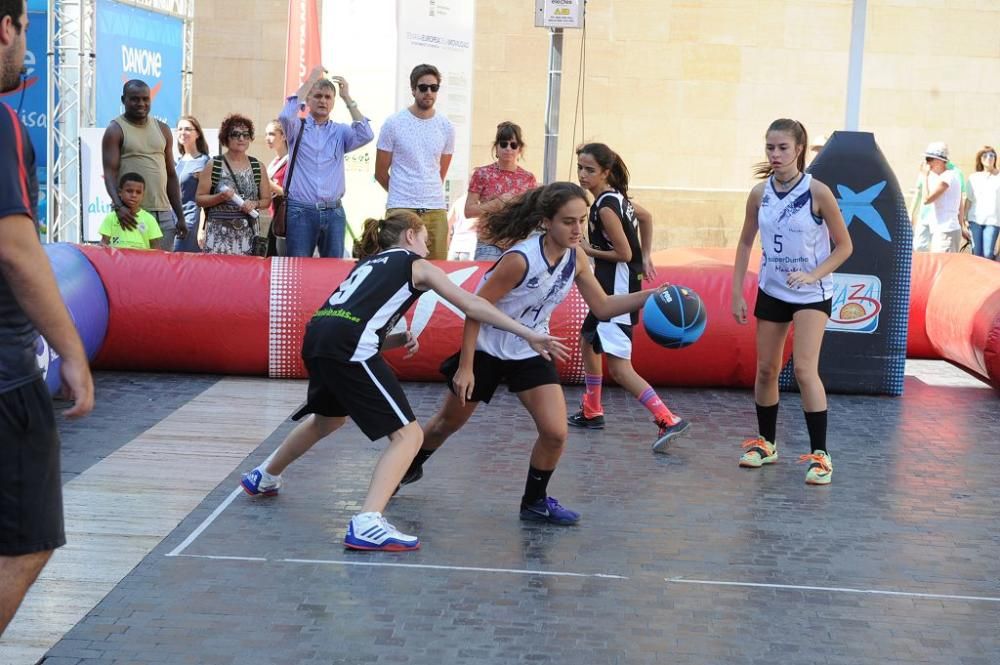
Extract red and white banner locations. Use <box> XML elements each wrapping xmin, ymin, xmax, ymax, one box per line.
<box><xmin>285</xmin><ymin>0</ymin><xmax>323</xmax><ymax>99</ymax></box>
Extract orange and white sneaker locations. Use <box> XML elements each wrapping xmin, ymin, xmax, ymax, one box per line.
<box><xmin>800</xmin><ymin>450</ymin><xmax>833</xmax><ymax>485</ymax></box>
<box><xmin>738</xmin><ymin>436</ymin><xmax>777</xmax><ymax>468</ymax></box>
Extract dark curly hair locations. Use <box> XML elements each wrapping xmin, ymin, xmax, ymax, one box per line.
<box><xmin>218</xmin><ymin>113</ymin><xmax>255</xmax><ymax>152</ymax></box>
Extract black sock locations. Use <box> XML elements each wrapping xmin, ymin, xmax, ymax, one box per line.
<box><xmin>413</xmin><ymin>448</ymin><xmax>436</xmax><ymax>467</ymax></box>
<box><xmin>755</xmin><ymin>402</ymin><xmax>779</xmax><ymax>444</ymax></box>
<box><xmin>521</xmin><ymin>466</ymin><xmax>554</xmax><ymax>506</ymax></box>
<box><xmin>804</xmin><ymin>410</ymin><xmax>828</xmax><ymax>453</ymax></box>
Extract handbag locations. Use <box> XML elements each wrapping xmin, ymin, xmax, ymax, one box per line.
<box><xmin>273</xmin><ymin>119</ymin><xmax>306</xmax><ymax>238</ymax></box>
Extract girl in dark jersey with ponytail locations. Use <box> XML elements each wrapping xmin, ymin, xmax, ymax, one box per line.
<box><xmin>240</xmin><ymin>211</ymin><xmax>567</xmax><ymax>552</ymax></box>
<box><xmin>572</xmin><ymin>143</ymin><xmax>690</xmax><ymax>452</ymax></box>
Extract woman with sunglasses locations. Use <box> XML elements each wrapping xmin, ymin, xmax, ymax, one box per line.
<box><xmin>195</xmin><ymin>114</ymin><xmax>272</xmax><ymax>255</ymax></box>
<box><xmin>966</xmin><ymin>146</ymin><xmax>1000</xmax><ymax>260</ymax></box>
<box><xmin>464</xmin><ymin>122</ymin><xmax>538</xmax><ymax>260</ymax></box>
<box><xmin>173</xmin><ymin>116</ymin><xmax>210</xmax><ymax>252</ymax></box>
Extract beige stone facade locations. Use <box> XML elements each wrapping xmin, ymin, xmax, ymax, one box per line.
<box><xmin>192</xmin><ymin>0</ymin><xmax>1000</xmax><ymax>250</ymax></box>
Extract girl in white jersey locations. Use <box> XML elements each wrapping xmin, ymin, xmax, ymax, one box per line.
<box><xmin>396</xmin><ymin>182</ymin><xmax>667</xmax><ymax>525</ymax></box>
<box><xmin>731</xmin><ymin>119</ymin><xmax>852</xmax><ymax>485</ymax></box>
<box><xmin>239</xmin><ymin>211</ymin><xmax>567</xmax><ymax>552</ymax></box>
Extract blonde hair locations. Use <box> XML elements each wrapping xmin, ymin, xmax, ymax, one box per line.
<box><xmin>356</xmin><ymin>211</ymin><xmax>424</xmax><ymax>259</ymax></box>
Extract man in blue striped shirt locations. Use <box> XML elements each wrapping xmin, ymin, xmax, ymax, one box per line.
<box><xmin>279</xmin><ymin>65</ymin><xmax>374</xmax><ymax>258</ymax></box>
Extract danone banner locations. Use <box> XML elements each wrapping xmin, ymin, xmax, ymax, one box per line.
<box><xmin>95</xmin><ymin>0</ymin><xmax>183</xmax><ymax>127</ymax></box>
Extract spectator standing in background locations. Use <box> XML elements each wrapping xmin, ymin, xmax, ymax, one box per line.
<box><xmin>173</xmin><ymin>115</ymin><xmax>210</xmax><ymax>252</ymax></box>
<box><xmin>465</xmin><ymin>121</ymin><xmax>537</xmax><ymax>261</ymax></box>
<box><xmin>965</xmin><ymin>145</ymin><xmax>1000</xmax><ymax>260</ymax></box>
<box><xmin>375</xmin><ymin>63</ymin><xmax>455</xmax><ymax>260</ymax></box>
<box><xmin>279</xmin><ymin>65</ymin><xmax>373</xmax><ymax>258</ymax></box>
<box><xmin>101</xmin><ymin>79</ymin><xmax>186</xmax><ymax>250</ymax></box>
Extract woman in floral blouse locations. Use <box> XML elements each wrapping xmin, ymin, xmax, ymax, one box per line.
<box><xmin>465</xmin><ymin>121</ymin><xmax>537</xmax><ymax>260</ymax></box>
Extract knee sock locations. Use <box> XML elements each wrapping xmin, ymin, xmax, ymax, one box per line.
<box><xmin>755</xmin><ymin>402</ymin><xmax>779</xmax><ymax>444</ymax></box>
<box><xmin>804</xmin><ymin>410</ymin><xmax>828</xmax><ymax>454</ymax></box>
<box><xmin>582</xmin><ymin>373</ymin><xmax>603</xmax><ymax>416</ymax></box>
<box><xmin>639</xmin><ymin>387</ymin><xmax>678</xmax><ymax>425</ymax></box>
<box><xmin>522</xmin><ymin>465</ymin><xmax>554</xmax><ymax>505</ymax></box>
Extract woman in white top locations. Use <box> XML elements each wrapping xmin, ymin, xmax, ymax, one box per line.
<box><xmin>966</xmin><ymin>146</ymin><xmax>1000</xmax><ymax>260</ymax></box>
<box><xmin>731</xmin><ymin>119</ymin><xmax>852</xmax><ymax>486</ymax></box>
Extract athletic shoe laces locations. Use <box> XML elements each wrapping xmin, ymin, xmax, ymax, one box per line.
<box><xmin>798</xmin><ymin>453</ymin><xmax>831</xmax><ymax>472</ymax></box>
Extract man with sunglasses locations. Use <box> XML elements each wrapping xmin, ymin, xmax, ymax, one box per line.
<box><xmin>915</xmin><ymin>142</ymin><xmax>969</xmax><ymax>253</ymax></box>
<box><xmin>375</xmin><ymin>64</ymin><xmax>455</xmax><ymax>260</ymax></box>
<box><xmin>279</xmin><ymin>65</ymin><xmax>373</xmax><ymax>259</ymax></box>
<box><xmin>102</xmin><ymin>79</ymin><xmax>186</xmax><ymax>250</ymax></box>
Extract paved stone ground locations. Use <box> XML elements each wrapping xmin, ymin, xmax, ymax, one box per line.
<box><xmin>36</xmin><ymin>365</ymin><xmax>1000</xmax><ymax>664</ymax></box>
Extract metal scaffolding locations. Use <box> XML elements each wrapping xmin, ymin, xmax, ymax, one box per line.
<box><xmin>46</xmin><ymin>0</ymin><xmax>195</xmax><ymax>243</ymax></box>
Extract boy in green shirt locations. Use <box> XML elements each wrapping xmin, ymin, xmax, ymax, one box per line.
<box><xmin>99</xmin><ymin>173</ymin><xmax>163</xmax><ymax>249</ymax></box>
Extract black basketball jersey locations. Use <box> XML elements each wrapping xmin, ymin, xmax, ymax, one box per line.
<box><xmin>588</xmin><ymin>190</ymin><xmax>643</xmax><ymax>325</ymax></box>
<box><xmin>302</xmin><ymin>248</ymin><xmax>426</xmax><ymax>362</ymax></box>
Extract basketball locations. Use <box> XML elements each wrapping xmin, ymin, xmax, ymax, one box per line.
<box><xmin>643</xmin><ymin>285</ymin><xmax>707</xmax><ymax>349</ymax></box>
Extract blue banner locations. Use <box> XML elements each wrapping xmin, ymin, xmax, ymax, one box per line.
<box><xmin>0</xmin><ymin>11</ymin><xmax>49</xmax><ymax>176</ymax></box>
<box><xmin>95</xmin><ymin>0</ymin><xmax>183</xmax><ymax>127</ymax></box>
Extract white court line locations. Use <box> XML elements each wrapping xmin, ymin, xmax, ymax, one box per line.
<box><xmin>166</xmin><ymin>451</ymin><xmax>277</xmax><ymax>557</ymax></box>
<box><xmin>165</xmin><ymin>486</ymin><xmax>244</xmax><ymax>557</ymax></box>
<box><xmin>666</xmin><ymin>577</ymin><xmax>1000</xmax><ymax>603</ymax></box>
<box><xmin>174</xmin><ymin>553</ymin><xmax>628</xmax><ymax>580</ymax></box>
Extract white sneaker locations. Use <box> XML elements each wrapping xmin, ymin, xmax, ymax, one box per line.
<box><xmin>240</xmin><ymin>469</ymin><xmax>282</xmax><ymax>496</ymax></box>
<box><xmin>344</xmin><ymin>512</ymin><xmax>420</xmax><ymax>551</ymax></box>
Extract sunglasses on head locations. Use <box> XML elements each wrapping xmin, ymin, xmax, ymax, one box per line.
<box><xmin>229</xmin><ymin>131</ymin><xmax>252</xmax><ymax>140</ymax></box>
<box><xmin>416</xmin><ymin>83</ymin><xmax>440</xmax><ymax>93</ymax></box>
<box><xmin>498</xmin><ymin>140</ymin><xmax>520</xmax><ymax>150</ymax></box>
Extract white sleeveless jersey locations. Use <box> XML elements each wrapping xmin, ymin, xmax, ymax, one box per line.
<box><xmin>757</xmin><ymin>174</ymin><xmax>832</xmax><ymax>304</ymax></box>
<box><xmin>476</xmin><ymin>234</ymin><xmax>577</xmax><ymax>360</ymax></box>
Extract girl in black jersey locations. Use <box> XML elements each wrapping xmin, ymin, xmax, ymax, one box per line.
<box><xmin>240</xmin><ymin>211</ymin><xmax>567</xmax><ymax>552</ymax></box>
<box><xmin>397</xmin><ymin>183</ymin><xmax>668</xmax><ymax>526</ymax></box>
<box><xmin>572</xmin><ymin>143</ymin><xmax>690</xmax><ymax>452</ymax></box>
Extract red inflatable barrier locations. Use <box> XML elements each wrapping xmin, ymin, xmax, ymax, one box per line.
<box><xmin>76</xmin><ymin>246</ymin><xmax>1000</xmax><ymax>393</ymax></box>
<box><xmin>915</xmin><ymin>252</ymin><xmax>1000</xmax><ymax>386</ymax></box>
<box><xmin>80</xmin><ymin>246</ymin><xmax>271</xmax><ymax>375</ymax></box>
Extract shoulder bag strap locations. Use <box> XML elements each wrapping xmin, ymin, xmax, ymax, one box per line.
<box><xmin>282</xmin><ymin>118</ymin><xmax>307</xmax><ymax>199</ymax></box>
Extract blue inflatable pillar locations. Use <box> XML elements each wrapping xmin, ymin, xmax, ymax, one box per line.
<box><xmin>40</xmin><ymin>243</ymin><xmax>109</xmax><ymax>395</ymax></box>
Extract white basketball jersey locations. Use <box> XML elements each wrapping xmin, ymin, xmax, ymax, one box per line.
<box><xmin>476</xmin><ymin>235</ymin><xmax>577</xmax><ymax>360</ymax></box>
<box><xmin>757</xmin><ymin>174</ymin><xmax>832</xmax><ymax>304</ymax></box>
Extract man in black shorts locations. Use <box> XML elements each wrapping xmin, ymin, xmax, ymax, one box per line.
<box><xmin>0</xmin><ymin>0</ymin><xmax>94</xmax><ymax>635</ymax></box>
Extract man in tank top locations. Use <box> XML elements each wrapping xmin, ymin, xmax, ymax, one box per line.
<box><xmin>101</xmin><ymin>80</ymin><xmax>186</xmax><ymax>251</ymax></box>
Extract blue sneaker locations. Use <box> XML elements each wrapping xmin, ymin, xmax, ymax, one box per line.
<box><xmin>652</xmin><ymin>418</ymin><xmax>691</xmax><ymax>453</ymax></box>
<box><xmin>519</xmin><ymin>496</ymin><xmax>580</xmax><ymax>525</ymax></box>
<box><xmin>344</xmin><ymin>512</ymin><xmax>420</xmax><ymax>551</ymax></box>
<box><xmin>240</xmin><ymin>469</ymin><xmax>281</xmax><ymax>497</ymax></box>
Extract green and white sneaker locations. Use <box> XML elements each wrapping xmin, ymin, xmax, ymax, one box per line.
<box><xmin>800</xmin><ymin>450</ymin><xmax>833</xmax><ymax>485</ymax></box>
<box><xmin>738</xmin><ymin>436</ymin><xmax>777</xmax><ymax>468</ymax></box>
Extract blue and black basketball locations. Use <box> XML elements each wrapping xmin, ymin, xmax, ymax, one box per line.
<box><xmin>643</xmin><ymin>285</ymin><xmax>707</xmax><ymax>349</ymax></box>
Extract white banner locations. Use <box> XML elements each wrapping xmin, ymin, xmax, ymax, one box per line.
<box><xmin>395</xmin><ymin>0</ymin><xmax>475</xmax><ymax>209</ymax></box>
<box><xmin>322</xmin><ymin>0</ymin><xmax>475</xmax><ymax>248</ymax></box>
<box><xmin>322</xmin><ymin>0</ymin><xmax>399</xmax><ymax>240</ymax></box>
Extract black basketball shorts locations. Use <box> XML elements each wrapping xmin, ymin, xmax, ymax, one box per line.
<box><xmin>0</xmin><ymin>378</ymin><xmax>65</xmax><ymax>556</ymax></box>
<box><xmin>440</xmin><ymin>350</ymin><xmax>560</xmax><ymax>404</ymax></box>
<box><xmin>293</xmin><ymin>355</ymin><xmax>416</xmax><ymax>441</ymax></box>
<box><xmin>754</xmin><ymin>287</ymin><xmax>833</xmax><ymax>323</ymax></box>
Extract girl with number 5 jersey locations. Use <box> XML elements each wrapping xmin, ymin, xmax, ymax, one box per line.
<box><xmin>240</xmin><ymin>211</ymin><xmax>569</xmax><ymax>552</ymax></box>
<box><xmin>731</xmin><ymin>119</ymin><xmax>852</xmax><ymax>485</ymax></box>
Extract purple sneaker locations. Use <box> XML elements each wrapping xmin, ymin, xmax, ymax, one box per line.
<box><xmin>519</xmin><ymin>496</ymin><xmax>580</xmax><ymax>525</ymax></box>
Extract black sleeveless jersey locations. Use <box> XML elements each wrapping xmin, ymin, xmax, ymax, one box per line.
<box><xmin>588</xmin><ymin>190</ymin><xmax>643</xmax><ymax>325</ymax></box>
<box><xmin>302</xmin><ymin>248</ymin><xmax>426</xmax><ymax>362</ymax></box>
